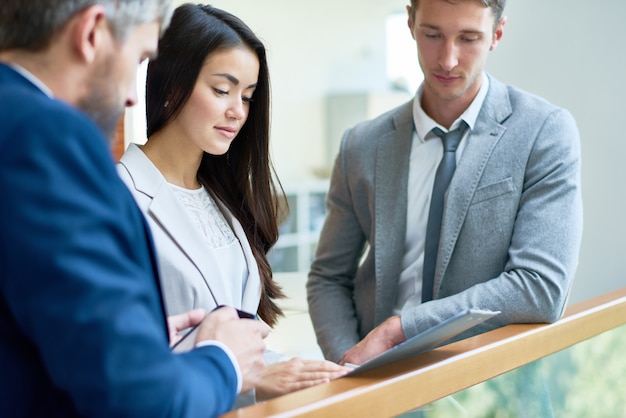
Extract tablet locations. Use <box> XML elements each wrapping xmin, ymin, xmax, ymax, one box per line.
<box><xmin>346</xmin><ymin>308</ymin><xmax>500</xmax><ymax>375</ymax></box>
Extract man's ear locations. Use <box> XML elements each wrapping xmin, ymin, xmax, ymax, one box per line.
<box><xmin>490</xmin><ymin>16</ymin><xmax>507</xmax><ymax>51</ymax></box>
<box><xmin>71</xmin><ymin>5</ymin><xmax>108</xmax><ymax>63</ymax></box>
<box><xmin>406</xmin><ymin>5</ymin><xmax>416</xmax><ymax>40</ymax></box>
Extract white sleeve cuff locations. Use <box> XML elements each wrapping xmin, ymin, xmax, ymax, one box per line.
<box><xmin>196</xmin><ymin>340</ymin><xmax>242</xmax><ymax>394</ymax></box>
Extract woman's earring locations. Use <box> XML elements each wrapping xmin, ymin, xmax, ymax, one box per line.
<box><xmin>164</xmin><ymin>100</ymin><xmax>170</xmax><ymax>108</ymax></box>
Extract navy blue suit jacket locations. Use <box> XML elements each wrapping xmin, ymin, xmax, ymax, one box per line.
<box><xmin>0</xmin><ymin>63</ymin><xmax>238</xmax><ymax>417</ymax></box>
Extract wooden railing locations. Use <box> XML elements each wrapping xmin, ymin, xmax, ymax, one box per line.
<box><xmin>222</xmin><ymin>287</ymin><xmax>626</xmax><ymax>418</ymax></box>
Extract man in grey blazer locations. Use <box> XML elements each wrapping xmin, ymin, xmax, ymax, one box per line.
<box><xmin>307</xmin><ymin>0</ymin><xmax>583</xmax><ymax>364</ymax></box>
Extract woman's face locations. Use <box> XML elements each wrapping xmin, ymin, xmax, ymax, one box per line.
<box><xmin>171</xmin><ymin>46</ymin><xmax>260</xmax><ymax>155</ymax></box>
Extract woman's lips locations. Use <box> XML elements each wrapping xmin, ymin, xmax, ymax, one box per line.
<box><xmin>215</xmin><ymin>126</ymin><xmax>237</xmax><ymax>139</ymax></box>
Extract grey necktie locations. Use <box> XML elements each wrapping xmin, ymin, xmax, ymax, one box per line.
<box><xmin>422</xmin><ymin>121</ymin><xmax>469</xmax><ymax>303</ymax></box>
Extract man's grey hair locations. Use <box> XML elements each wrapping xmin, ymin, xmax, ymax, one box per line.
<box><xmin>0</xmin><ymin>0</ymin><xmax>173</xmax><ymax>51</ymax></box>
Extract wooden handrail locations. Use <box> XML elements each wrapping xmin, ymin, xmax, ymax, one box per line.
<box><xmin>222</xmin><ymin>287</ymin><xmax>626</xmax><ymax>418</ymax></box>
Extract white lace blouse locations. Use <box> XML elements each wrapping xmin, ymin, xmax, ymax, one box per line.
<box><xmin>169</xmin><ymin>183</ymin><xmax>248</xmax><ymax>307</ymax></box>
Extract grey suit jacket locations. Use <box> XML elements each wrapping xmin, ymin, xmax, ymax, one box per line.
<box><xmin>307</xmin><ymin>74</ymin><xmax>583</xmax><ymax>362</ymax></box>
<box><xmin>117</xmin><ymin>144</ymin><xmax>262</xmax><ymax>316</ymax></box>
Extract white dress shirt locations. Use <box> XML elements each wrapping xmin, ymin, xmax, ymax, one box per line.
<box><xmin>394</xmin><ymin>73</ymin><xmax>490</xmax><ymax>313</ymax></box>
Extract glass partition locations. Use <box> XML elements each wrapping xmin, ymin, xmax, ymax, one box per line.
<box><xmin>399</xmin><ymin>323</ymin><xmax>626</xmax><ymax>417</ymax></box>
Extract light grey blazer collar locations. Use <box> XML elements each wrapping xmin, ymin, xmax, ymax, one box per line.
<box><xmin>374</xmin><ymin>74</ymin><xmax>512</xmax><ymax>317</ymax></box>
<box><xmin>119</xmin><ymin>144</ymin><xmax>261</xmax><ymax>312</ymax></box>
<box><xmin>439</xmin><ymin>75</ymin><xmax>511</xmax><ymax>281</ymax></box>
<box><xmin>374</xmin><ymin>101</ymin><xmax>414</xmax><ymax>322</ymax></box>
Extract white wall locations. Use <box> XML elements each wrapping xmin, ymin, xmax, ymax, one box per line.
<box><xmin>484</xmin><ymin>1</ymin><xmax>626</xmax><ymax>303</ymax></box>
<box><xmin>160</xmin><ymin>1</ymin><xmax>625</xmax><ymax>304</ymax></box>
<box><xmin>172</xmin><ymin>0</ymin><xmax>409</xmax><ymax>180</ymax></box>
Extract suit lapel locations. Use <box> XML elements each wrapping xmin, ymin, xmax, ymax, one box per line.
<box><xmin>136</xmin><ymin>206</ymin><xmax>170</xmax><ymax>336</ymax></box>
<box><xmin>435</xmin><ymin>76</ymin><xmax>512</xmax><ymax>296</ymax></box>
<box><xmin>122</xmin><ymin>145</ymin><xmax>231</xmax><ymax>307</ymax></box>
<box><xmin>374</xmin><ymin>101</ymin><xmax>414</xmax><ymax>323</ymax></box>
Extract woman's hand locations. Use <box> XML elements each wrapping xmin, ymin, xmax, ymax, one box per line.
<box><xmin>255</xmin><ymin>358</ymin><xmax>351</xmax><ymax>401</ymax></box>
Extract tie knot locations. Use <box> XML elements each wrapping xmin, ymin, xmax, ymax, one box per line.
<box><xmin>431</xmin><ymin>121</ymin><xmax>469</xmax><ymax>153</ymax></box>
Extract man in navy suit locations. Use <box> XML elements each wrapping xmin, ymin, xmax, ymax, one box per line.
<box><xmin>0</xmin><ymin>1</ymin><xmax>268</xmax><ymax>416</ymax></box>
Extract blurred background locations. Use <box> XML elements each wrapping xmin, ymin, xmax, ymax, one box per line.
<box><xmin>125</xmin><ymin>1</ymin><xmax>626</xmax><ymax>317</ymax></box>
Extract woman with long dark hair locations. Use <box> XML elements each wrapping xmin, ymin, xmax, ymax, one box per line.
<box><xmin>118</xmin><ymin>3</ymin><xmax>348</xmax><ymax>405</ymax></box>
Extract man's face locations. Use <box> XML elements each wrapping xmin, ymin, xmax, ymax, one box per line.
<box><xmin>79</xmin><ymin>20</ymin><xmax>160</xmax><ymax>140</ymax></box>
<box><xmin>408</xmin><ymin>0</ymin><xmax>504</xmax><ymax>109</ymax></box>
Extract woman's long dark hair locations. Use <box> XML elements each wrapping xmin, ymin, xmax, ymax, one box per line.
<box><xmin>145</xmin><ymin>3</ymin><xmax>285</xmax><ymax>326</ymax></box>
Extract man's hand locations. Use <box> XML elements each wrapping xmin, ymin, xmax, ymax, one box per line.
<box><xmin>340</xmin><ymin>315</ymin><xmax>406</xmax><ymax>366</ymax></box>
<box><xmin>256</xmin><ymin>358</ymin><xmax>351</xmax><ymax>401</ymax></box>
<box><xmin>167</xmin><ymin>308</ymin><xmax>205</xmax><ymax>347</ymax></box>
<box><xmin>196</xmin><ymin>306</ymin><xmax>269</xmax><ymax>393</ymax></box>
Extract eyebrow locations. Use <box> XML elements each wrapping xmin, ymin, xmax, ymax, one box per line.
<box><xmin>213</xmin><ymin>73</ymin><xmax>257</xmax><ymax>89</ymax></box>
<box><xmin>419</xmin><ymin>23</ymin><xmax>484</xmax><ymax>35</ymax></box>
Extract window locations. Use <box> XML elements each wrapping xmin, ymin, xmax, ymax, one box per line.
<box><xmin>385</xmin><ymin>12</ymin><xmax>423</xmax><ymax>94</ymax></box>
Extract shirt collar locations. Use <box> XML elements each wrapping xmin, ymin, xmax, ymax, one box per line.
<box><xmin>8</xmin><ymin>63</ymin><xmax>54</xmax><ymax>98</ymax></box>
<box><xmin>412</xmin><ymin>72</ymin><xmax>489</xmax><ymax>140</ymax></box>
